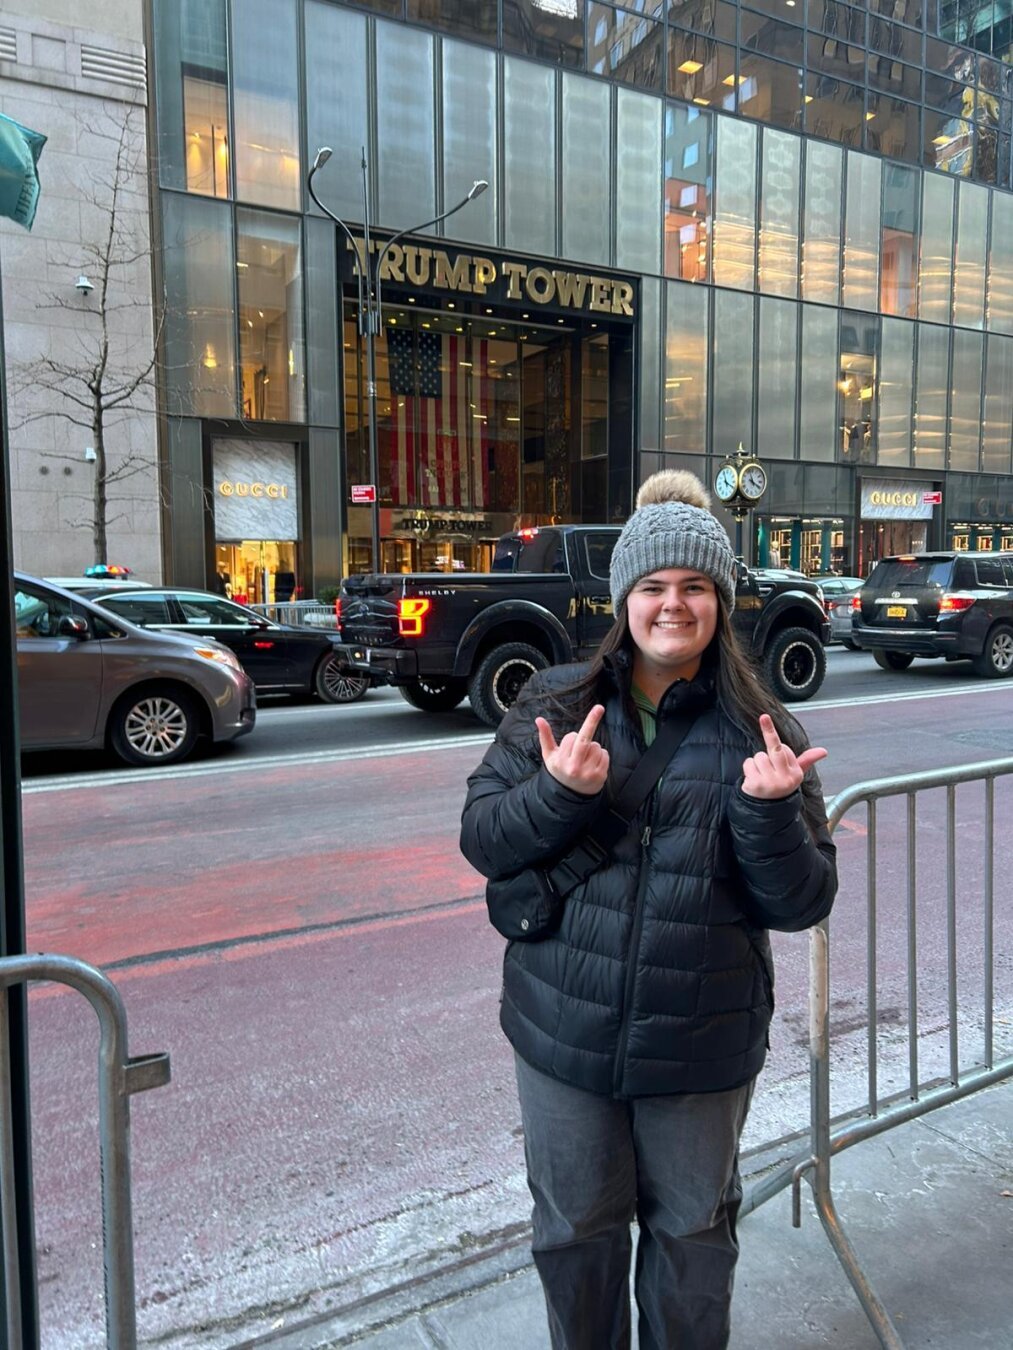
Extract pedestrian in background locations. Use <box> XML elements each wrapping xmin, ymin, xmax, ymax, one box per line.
<box><xmin>460</xmin><ymin>471</ymin><xmax>838</xmax><ymax>1350</ymax></box>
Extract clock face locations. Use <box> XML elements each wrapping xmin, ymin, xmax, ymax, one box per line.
<box><xmin>740</xmin><ymin>463</ymin><xmax>768</xmax><ymax>501</ymax></box>
<box><xmin>715</xmin><ymin>465</ymin><xmax>738</xmax><ymax>501</ymax></box>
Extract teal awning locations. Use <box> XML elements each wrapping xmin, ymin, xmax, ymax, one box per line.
<box><xmin>0</xmin><ymin>113</ymin><xmax>45</xmax><ymax>230</ymax></box>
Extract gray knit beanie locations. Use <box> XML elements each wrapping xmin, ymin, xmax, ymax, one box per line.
<box><xmin>610</xmin><ymin>470</ymin><xmax>737</xmax><ymax>614</ymax></box>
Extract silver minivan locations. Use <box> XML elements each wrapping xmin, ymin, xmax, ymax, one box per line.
<box><xmin>14</xmin><ymin>572</ymin><xmax>256</xmax><ymax>767</ymax></box>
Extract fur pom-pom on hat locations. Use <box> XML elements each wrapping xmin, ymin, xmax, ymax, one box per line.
<box><xmin>610</xmin><ymin>470</ymin><xmax>737</xmax><ymax>615</ymax></box>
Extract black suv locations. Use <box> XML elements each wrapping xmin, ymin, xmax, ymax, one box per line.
<box><xmin>852</xmin><ymin>552</ymin><xmax>1013</xmax><ymax>677</ymax></box>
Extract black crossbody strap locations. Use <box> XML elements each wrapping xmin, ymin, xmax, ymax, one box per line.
<box><xmin>546</xmin><ymin>713</ymin><xmax>694</xmax><ymax>897</ymax></box>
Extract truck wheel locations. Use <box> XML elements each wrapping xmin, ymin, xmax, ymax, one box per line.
<box><xmin>109</xmin><ymin>684</ymin><xmax>200</xmax><ymax>766</ymax></box>
<box><xmin>763</xmin><ymin>627</ymin><xmax>826</xmax><ymax>702</ymax></box>
<box><xmin>399</xmin><ymin>678</ymin><xmax>467</xmax><ymax>712</ymax></box>
<box><xmin>971</xmin><ymin>624</ymin><xmax>1013</xmax><ymax>678</ymax></box>
<box><xmin>873</xmin><ymin>650</ymin><xmax>915</xmax><ymax>672</ymax></box>
<box><xmin>468</xmin><ymin>642</ymin><xmax>549</xmax><ymax>727</ymax></box>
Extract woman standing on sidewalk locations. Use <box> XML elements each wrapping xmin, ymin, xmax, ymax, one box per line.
<box><xmin>460</xmin><ymin>471</ymin><xmax>838</xmax><ymax>1350</ymax></box>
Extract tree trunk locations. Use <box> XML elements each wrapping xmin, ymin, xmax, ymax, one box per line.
<box><xmin>93</xmin><ymin>404</ymin><xmax>107</xmax><ymax>565</ymax></box>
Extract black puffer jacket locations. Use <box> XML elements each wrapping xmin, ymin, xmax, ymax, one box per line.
<box><xmin>460</xmin><ymin>654</ymin><xmax>837</xmax><ymax>1098</ymax></box>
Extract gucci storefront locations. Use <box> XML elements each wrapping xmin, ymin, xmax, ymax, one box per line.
<box><xmin>211</xmin><ymin>440</ymin><xmax>301</xmax><ymax>603</ymax></box>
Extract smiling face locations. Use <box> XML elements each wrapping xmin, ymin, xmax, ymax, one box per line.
<box><xmin>625</xmin><ymin>567</ymin><xmax>719</xmax><ymax>696</ymax></box>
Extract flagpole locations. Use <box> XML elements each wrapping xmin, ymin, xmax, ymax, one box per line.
<box><xmin>307</xmin><ymin>149</ymin><xmax>487</xmax><ymax>573</ymax></box>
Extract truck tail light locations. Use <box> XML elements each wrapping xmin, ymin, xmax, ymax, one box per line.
<box><xmin>398</xmin><ymin>597</ymin><xmax>431</xmax><ymax>636</ymax></box>
<box><xmin>938</xmin><ymin>593</ymin><xmax>976</xmax><ymax>613</ymax></box>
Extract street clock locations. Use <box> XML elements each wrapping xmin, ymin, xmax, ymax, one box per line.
<box><xmin>713</xmin><ymin>445</ymin><xmax>768</xmax><ymax>511</ymax></box>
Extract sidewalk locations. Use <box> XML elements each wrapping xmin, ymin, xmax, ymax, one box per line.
<box><xmin>263</xmin><ymin>1078</ymin><xmax>1012</xmax><ymax>1349</ymax></box>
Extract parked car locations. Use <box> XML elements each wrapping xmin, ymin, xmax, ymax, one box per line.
<box><xmin>811</xmin><ymin>575</ymin><xmax>865</xmax><ymax>647</ymax></box>
<box><xmin>851</xmin><ymin>552</ymin><xmax>1013</xmax><ymax>676</ymax></box>
<box><xmin>14</xmin><ymin>573</ymin><xmax>256</xmax><ymax>767</ymax></box>
<box><xmin>74</xmin><ymin>584</ymin><xmax>371</xmax><ymax>703</ymax></box>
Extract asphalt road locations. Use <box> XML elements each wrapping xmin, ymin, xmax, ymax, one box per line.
<box><xmin>17</xmin><ymin>647</ymin><xmax>1013</xmax><ymax>1348</ymax></box>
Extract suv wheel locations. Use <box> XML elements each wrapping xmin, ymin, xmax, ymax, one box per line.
<box><xmin>763</xmin><ymin>627</ymin><xmax>826</xmax><ymax>702</ymax></box>
<box><xmin>468</xmin><ymin>642</ymin><xmax>549</xmax><ymax>727</ymax></box>
<box><xmin>315</xmin><ymin>652</ymin><xmax>370</xmax><ymax>703</ymax></box>
<box><xmin>971</xmin><ymin>624</ymin><xmax>1013</xmax><ymax>678</ymax></box>
<box><xmin>109</xmin><ymin>685</ymin><xmax>200</xmax><ymax>766</ymax></box>
<box><xmin>872</xmin><ymin>650</ymin><xmax>915</xmax><ymax>672</ymax></box>
<box><xmin>399</xmin><ymin>677</ymin><xmax>467</xmax><ymax>713</ymax></box>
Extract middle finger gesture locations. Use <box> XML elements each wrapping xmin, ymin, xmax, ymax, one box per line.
<box><xmin>535</xmin><ymin>704</ymin><xmax>610</xmax><ymax>796</ymax></box>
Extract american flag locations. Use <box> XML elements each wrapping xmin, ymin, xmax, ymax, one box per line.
<box><xmin>380</xmin><ymin>328</ymin><xmax>490</xmax><ymax>509</ymax></box>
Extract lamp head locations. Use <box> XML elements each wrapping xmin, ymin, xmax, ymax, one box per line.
<box><xmin>311</xmin><ymin>146</ymin><xmax>333</xmax><ymax>173</ymax></box>
<box><xmin>75</xmin><ymin>274</ymin><xmax>94</xmax><ymax>295</ymax></box>
<box><xmin>467</xmin><ymin>180</ymin><xmax>489</xmax><ymax>201</ymax></box>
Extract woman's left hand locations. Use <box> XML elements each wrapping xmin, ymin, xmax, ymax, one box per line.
<box><xmin>741</xmin><ymin>713</ymin><xmax>828</xmax><ymax>800</ymax></box>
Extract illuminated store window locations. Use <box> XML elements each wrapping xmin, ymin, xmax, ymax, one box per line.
<box><xmin>713</xmin><ymin>117</ymin><xmax>757</xmax><ymax>291</ymax></box>
<box><xmin>663</xmin><ymin>103</ymin><xmax>711</xmax><ymax>283</ymax></box>
<box><xmin>878</xmin><ymin>317</ymin><xmax>915</xmax><ymax>468</ymax></box>
<box><xmin>948</xmin><ymin>329</ymin><xmax>983</xmax><ymax>469</ymax></box>
<box><xmin>918</xmin><ymin>172</ymin><xmax>955</xmax><ymax>324</ymax></box>
<box><xmin>664</xmin><ymin>280</ymin><xmax>708</xmax><ymax>455</ymax></box>
<box><xmin>182</xmin><ymin>77</ymin><xmax>229</xmax><ymax>198</ymax></box>
<box><xmin>953</xmin><ymin>181</ymin><xmax>988</xmax><ymax>329</ymax></box>
<box><xmin>801</xmin><ymin>139</ymin><xmax>843</xmax><ymax>305</ymax></box>
<box><xmin>842</xmin><ymin>151</ymin><xmax>881</xmax><ymax>312</ymax></box>
<box><xmin>913</xmin><ymin>323</ymin><xmax>948</xmax><ymax>469</ymax></box>
<box><xmin>839</xmin><ymin>311</ymin><xmax>878</xmax><ymax>464</ymax></box>
<box><xmin>233</xmin><ymin>0</ymin><xmax>301</xmax><ymax>210</ymax></box>
<box><xmin>152</xmin><ymin>0</ymin><xmax>229</xmax><ymax>197</ymax></box>
<box><xmin>880</xmin><ymin>163</ymin><xmax>918</xmax><ymax>318</ymax></box>
<box><xmin>758</xmin><ymin>128</ymin><xmax>800</xmax><ymax>299</ymax></box>
<box><xmin>236</xmin><ymin>210</ymin><xmax>306</xmax><ymax>423</ymax></box>
<box><xmin>982</xmin><ymin>334</ymin><xmax>1013</xmax><ymax>474</ymax></box>
<box><xmin>987</xmin><ymin>190</ymin><xmax>1013</xmax><ymax>335</ymax></box>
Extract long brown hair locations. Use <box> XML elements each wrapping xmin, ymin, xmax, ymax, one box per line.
<box><xmin>534</xmin><ymin>598</ymin><xmax>829</xmax><ymax>832</ymax></box>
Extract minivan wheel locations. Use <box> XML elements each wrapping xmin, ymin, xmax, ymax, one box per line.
<box><xmin>971</xmin><ymin>624</ymin><xmax>1013</xmax><ymax>678</ymax></box>
<box><xmin>468</xmin><ymin>642</ymin><xmax>549</xmax><ymax>727</ymax></box>
<box><xmin>109</xmin><ymin>685</ymin><xmax>200</xmax><ymax>766</ymax></box>
<box><xmin>315</xmin><ymin>652</ymin><xmax>370</xmax><ymax>703</ymax></box>
<box><xmin>873</xmin><ymin>650</ymin><xmax>915</xmax><ymax>672</ymax></box>
<box><xmin>763</xmin><ymin>627</ymin><xmax>826</xmax><ymax>702</ymax></box>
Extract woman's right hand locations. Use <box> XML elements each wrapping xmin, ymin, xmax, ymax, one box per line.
<box><xmin>535</xmin><ymin>704</ymin><xmax>610</xmax><ymax>795</ymax></box>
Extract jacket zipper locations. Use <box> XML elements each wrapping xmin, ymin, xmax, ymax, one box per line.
<box><xmin>612</xmin><ymin>789</ymin><xmax>658</xmax><ymax>1095</ymax></box>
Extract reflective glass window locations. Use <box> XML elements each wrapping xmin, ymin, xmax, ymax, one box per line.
<box><xmin>376</xmin><ymin>25</ymin><xmax>436</xmax><ymax>231</ymax></box>
<box><xmin>667</xmin><ymin>31</ymin><xmax>738</xmax><ymax>110</ymax></box>
<box><xmin>743</xmin><ymin>0</ymin><xmax>803</xmax><ymax>22</ymax></box>
<box><xmin>799</xmin><ymin>304</ymin><xmax>839</xmax><ymax>462</ymax></box>
<box><xmin>804</xmin><ymin>73</ymin><xmax>865</xmax><ymax>148</ymax></box>
<box><xmin>880</xmin><ymin>163</ymin><xmax>919</xmax><ymax>317</ymax></box>
<box><xmin>161</xmin><ymin>193</ymin><xmax>236</xmax><ymax>417</ymax></box>
<box><xmin>713</xmin><ymin>117</ymin><xmax>757</xmax><ymax>290</ymax></box>
<box><xmin>842</xmin><ymin>152</ymin><xmax>881</xmax><ymax>312</ymax></box>
<box><xmin>739</xmin><ymin>55</ymin><xmax>806</xmax><ymax>133</ymax></box>
<box><xmin>973</xmin><ymin>92</ymin><xmax>1001</xmax><ymax>185</ymax></box>
<box><xmin>987</xmin><ymin>189</ymin><xmax>1013</xmax><ymax>335</ymax></box>
<box><xmin>757</xmin><ymin>297</ymin><xmax>799</xmax><ymax>459</ymax></box>
<box><xmin>502</xmin><ymin>0</ymin><xmax>584</xmax><ymax>65</ymax></box>
<box><xmin>740</xmin><ymin>12</ymin><xmax>805</xmax><ymax>63</ymax></box>
<box><xmin>305</xmin><ymin>2</ymin><xmax>368</xmax><ymax>223</ymax></box>
<box><xmin>346</xmin><ymin>0</ymin><xmax>401</xmax><ymax>11</ymax></box>
<box><xmin>406</xmin><ymin>0</ymin><xmax>496</xmax><ymax>42</ymax></box>
<box><xmin>877</xmin><ymin>317</ymin><xmax>915</xmax><ymax>467</ymax></box>
<box><xmin>839</xmin><ymin>311</ymin><xmax>879</xmax><ymax>464</ymax></box>
<box><xmin>232</xmin><ymin>0</ymin><xmax>300</xmax><ymax>210</ymax></box>
<box><xmin>152</xmin><ymin>0</ymin><xmax>229</xmax><ymax>197</ymax></box>
<box><xmin>925</xmin><ymin>107</ymin><xmax>974</xmax><ymax>177</ymax></box>
<box><xmin>924</xmin><ymin>70</ymin><xmax>971</xmax><ymax>113</ymax></box>
<box><xmin>801</xmin><ymin>139</ymin><xmax>842</xmax><ymax>305</ymax></box>
<box><xmin>713</xmin><ymin>290</ymin><xmax>755</xmax><ymax>455</ymax></box>
<box><xmin>953</xmin><ymin>181</ymin><xmax>988</xmax><ymax>329</ymax></box>
<box><xmin>563</xmin><ymin>73</ymin><xmax>612</xmax><ymax>265</ymax></box>
<box><xmin>982</xmin><ymin>334</ymin><xmax>1013</xmax><ymax>473</ymax></box>
<box><xmin>664</xmin><ymin>103</ymin><xmax>711</xmax><ymax>282</ymax></box>
<box><xmin>806</xmin><ymin>30</ymin><xmax>867</xmax><ymax>83</ymax></box>
<box><xmin>913</xmin><ymin>323</ymin><xmax>948</xmax><ymax>468</ymax></box>
<box><xmin>667</xmin><ymin>0</ymin><xmax>738</xmax><ymax>39</ymax></box>
<box><xmin>918</xmin><ymin>172</ymin><xmax>955</xmax><ymax>324</ymax></box>
<box><xmin>810</xmin><ymin>0</ymin><xmax>866</xmax><ymax>42</ymax></box>
<box><xmin>616</xmin><ymin>88</ymin><xmax>663</xmax><ymax>274</ymax></box>
<box><xmin>640</xmin><ymin>276</ymin><xmax>663</xmax><ymax>449</ymax></box>
<box><xmin>865</xmin><ymin>93</ymin><xmax>921</xmax><ymax>164</ymax></box>
<box><xmin>504</xmin><ymin>58</ymin><xmax>556</xmax><ymax>256</ymax></box>
<box><xmin>871</xmin><ymin>0</ymin><xmax>922</xmax><ymax>23</ymax></box>
<box><xmin>948</xmin><ymin>330</ymin><xmax>983</xmax><ymax>468</ymax></box>
<box><xmin>442</xmin><ymin>40</ymin><xmax>497</xmax><ymax>246</ymax></box>
<box><xmin>868</xmin><ymin>15</ymin><xmax>922</xmax><ymax>62</ymax></box>
<box><xmin>236</xmin><ymin>210</ymin><xmax>305</xmax><ymax>423</ymax></box>
<box><xmin>664</xmin><ymin>280</ymin><xmax>709</xmax><ymax>454</ymax></box>
<box><xmin>866</xmin><ymin>58</ymin><xmax>921</xmax><ymax>102</ymax></box>
<box><xmin>758</xmin><ymin>129</ymin><xmax>800</xmax><ymax>298</ymax></box>
<box><xmin>589</xmin><ymin>5</ymin><xmax>664</xmax><ymax>90</ymax></box>
<box><xmin>978</xmin><ymin>55</ymin><xmax>1003</xmax><ymax>94</ymax></box>
<box><xmin>925</xmin><ymin>39</ymin><xmax>976</xmax><ymax>100</ymax></box>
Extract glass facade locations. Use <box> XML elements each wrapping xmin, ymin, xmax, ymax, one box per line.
<box><xmin>149</xmin><ymin>0</ymin><xmax>1013</xmax><ymax>589</ymax></box>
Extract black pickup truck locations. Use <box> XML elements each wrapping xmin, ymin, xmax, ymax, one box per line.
<box><xmin>338</xmin><ymin>525</ymin><xmax>830</xmax><ymax>726</ymax></box>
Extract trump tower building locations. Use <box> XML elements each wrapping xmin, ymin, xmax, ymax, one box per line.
<box><xmin>148</xmin><ymin>0</ymin><xmax>1013</xmax><ymax>599</ymax></box>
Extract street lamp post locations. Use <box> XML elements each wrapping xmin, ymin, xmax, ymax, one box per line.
<box><xmin>307</xmin><ymin>146</ymin><xmax>488</xmax><ymax>573</ymax></box>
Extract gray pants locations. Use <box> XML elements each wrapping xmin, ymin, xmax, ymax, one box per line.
<box><xmin>514</xmin><ymin>1054</ymin><xmax>754</xmax><ymax>1350</ymax></box>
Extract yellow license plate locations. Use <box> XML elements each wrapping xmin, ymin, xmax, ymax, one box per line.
<box><xmin>886</xmin><ymin>605</ymin><xmax>907</xmax><ymax>618</ymax></box>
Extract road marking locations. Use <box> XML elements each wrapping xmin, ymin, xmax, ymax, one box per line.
<box><xmin>21</xmin><ymin>678</ymin><xmax>1012</xmax><ymax>794</ymax></box>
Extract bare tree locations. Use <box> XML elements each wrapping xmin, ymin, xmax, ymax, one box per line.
<box><xmin>10</xmin><ymin>105</ymin><xmax>163</xmax><ymax>565</ymax></box>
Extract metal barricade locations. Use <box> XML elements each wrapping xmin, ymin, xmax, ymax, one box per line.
<box><xmin>743</xmin><ymin>755</ymin><xmax>1013</xmax><ymax>1349</ymax></box>
<box><xmin>246</xmin><ymin>601</ymin><xmax>338</xmax><ymax>630</ymax></box>
<box><xmin>0</xmin><ymin>954</ymin><xmax>170</xmax><ymax>1350</ymax></box>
